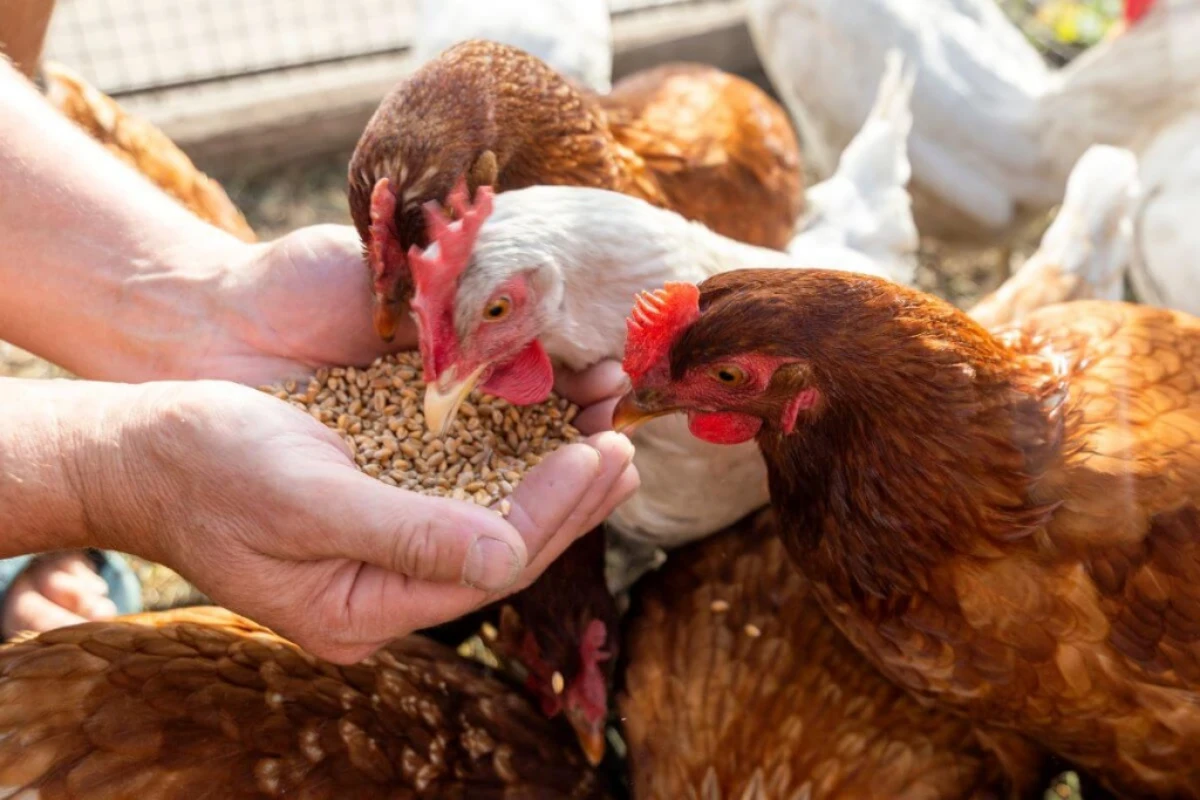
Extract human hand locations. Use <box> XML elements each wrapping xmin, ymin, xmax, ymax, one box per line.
<box><xmin>184</xmin><ymin>225</ymin><xmax>414</xmax><ymax>386</ymax></box>
<box><xmin>82</xmin><ymin>379</ymin><xmax>637</xmax><ymax>663</ymax></box>
<box><xmin>1</xmin><ymin>552</ymin><xmax>118</xmax><ymax>639</ymax></box>
<box><xmin>554</xmin><ymin>359</ymin><xmax>628</xmax><ymax>434</ymax></box>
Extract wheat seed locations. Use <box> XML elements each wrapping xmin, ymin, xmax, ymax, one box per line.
<box><xmin>261</xmin><ymin>352</ymin><xmax>581</xmax><ymax>511</ymax></box>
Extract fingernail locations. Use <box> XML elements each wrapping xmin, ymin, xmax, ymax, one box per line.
<box><xmin>462</xmin><ymin>537</ymin><xmax>520</xmax><ymax>592</ymax></box>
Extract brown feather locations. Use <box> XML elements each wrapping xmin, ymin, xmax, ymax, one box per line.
<box><xmin>648</xmin><ymin>268</ymin><xmax>1200</xmax><ymax>798</ymax></box>
<box><xmin>620</xmin><ymin>508</ymin><xmax>1024</xmax><ymax>800</ymax></box>
<box><xmin>0</xmin><ymin>607</ymin><xmax>606</xmax><ymax>798</ymax></box>
<box><xmin>347</xmin><ymin>40</ymin><xmax>802</xmax><ymax>304</ymax></box>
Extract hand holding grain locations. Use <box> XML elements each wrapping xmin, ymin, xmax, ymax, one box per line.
<box><xmin>0</xmin><ymin>377</ymin><xmax>637</xmax><ymax>662</ymax></box>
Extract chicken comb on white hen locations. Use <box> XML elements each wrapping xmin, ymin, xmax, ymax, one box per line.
<box><xmin>788</xmin><ymin>49</ymin><xmax>918</xmax><ymax>287</ymax></box>
<box><xmin>411</xmin><ymin>0</ymin><xmax>613</xmax><ymax>93</ymax></box>
<box><xmin>402</xmin><ymin>58</ymin><xmax>921</xmax><ymax>592</ymax></box>
<box><xmin>971</xmin><ymin>145</ymin><xmax>1139</xmax><ymax>329</ymax></box>
<box><xmin>747</xmin><ymin>0</ymin><xmax>1199</xmax><ymax>241</ymax></box>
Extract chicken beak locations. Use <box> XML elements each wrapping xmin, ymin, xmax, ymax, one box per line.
<box><xmin>373</xmin><ymin>295</ymin><xmax>399</xmax><ymax>342</ymax></box>
<box><xmin>570</xmin><ymin>718</ymin><xmax>607</xmax><ymax>767</ymax></box>
<box><xmin>423</xmin><ymin>363</ymin><xmax>488</xmax><ymax>437</ymax></box>
<box><xmin>612</xmin><ymin>390</ymin><xmax>677</xmax><ymax>435</ymax></box>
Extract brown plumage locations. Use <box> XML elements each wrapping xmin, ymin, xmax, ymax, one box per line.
<box><xmin>42</xmin><ymin>61</ymin><xmax>257</xmax><ymax>242</ymax></box>
<box><xmin>347</xmin><ymin>39</ymin><xmax>801</xmax><ymax>337</ymax></box>
<box><xmin>0</xmin><ymin>607</ymin><xmax>605</xmax><ymax>798</ymax></box>
<box><xmin>616</xmin><ymin>268</ymin><xmax>1200</xmax><ymax>798</ymax></box>
<box><xmin>620</xmin><ymin>507</ymin><xmax>1011</xmax><ymax>800</ymax></box>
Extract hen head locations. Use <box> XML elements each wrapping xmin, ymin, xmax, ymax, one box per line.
<box><xmin>348</xmin><ymin>39</ymin><xmax>592</xmax><ymax>341</ymax></box>
<box><xmin>612</xmin><ymin>274</ymin><xmax>830</xmax><ymax>444</ymax></box>
<box><xmin>492</xmin><ymin>527</ymin><xmax>617</xmax><ymax>767</ymax></box>
<box><xmin>612</xmin><ymin>268</ymin><xmax>1000</xmax><ymax>444</ymax></box>
<box><xmin>406</xmin><ymin>178</ymin><xmax>554</xmax><ymax>435</ymax></box>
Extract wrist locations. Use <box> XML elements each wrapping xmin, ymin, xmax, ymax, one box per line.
<box><xmin>0</xmin><ymin>378</ymin><xmax>142</xmax><ymax>557</ymax></box>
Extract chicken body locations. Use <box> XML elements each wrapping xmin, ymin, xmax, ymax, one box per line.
<box><xmin>746</xmin><ymin>0</ymin><xmax>1199</xmax><ymax>241</ymax></box>
<box><xmin>969</xmin><ymin>144</ymin><xmax>1138</xmax><ymax>329</ymax></box>
<box><xmin>0</xmin><ymin>608</ymin><xmax>605</xmax><ymax>798</ymax></box>
<box><xmin>621</xmin><ymin>508</ymin><xmax>1008</xmax><ymax>800</ymax></box>
<box><xmin>1129</xmin><ymin>109</ymin><xmax>1200</xmax><ymax>317</ymax></box>
<box><xmin>407</xmin><ymin>56</ymin><xmax>917</xmax><ymax>585</ymax></box>
<box><xmin>348</xmin><ymin>39</ymin><xmax>802</xmax><ymax>330</ymax></box>
<box><xmin>617</xmin><ymin>269</ymin><xmax>1200</xmax><ymax>797</ymax></box>
<box><xmin>41</xmin><ymin>62</ymin><xmax>256</xmax><ymax>242</ymax></box>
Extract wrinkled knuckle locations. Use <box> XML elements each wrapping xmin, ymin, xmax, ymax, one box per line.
<box><xmin>393</xmin><ymin>516</ymin><xmax>447</xmax><ymax>581</ymax></box>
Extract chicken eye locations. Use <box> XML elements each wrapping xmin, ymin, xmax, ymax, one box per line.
<box><xmin>483</xmin><ymin>296</ymin><xmax>512</xmax><ymax>321</ymax></box>
<box><xmin>710</xmin><ymin>364</ymin><xmax>747</xmax><ymax>387</ymax></box>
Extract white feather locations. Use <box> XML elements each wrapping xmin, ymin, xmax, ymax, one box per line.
<box><xmin>969</xmin><ymin>145</ymin><xmax>1139</xmax><ymax>329</ymax></box>
<box><xmin>788</xmin><ymin>49</ymin><xmax>918</xmax><ymax>286</ymax></box>
<box><xmin>1129</xmin><ymin>110</ymin><xmax>1200</xmax><ymax>316</ymax></box>
<box><xmin>746</xmin><ymin>0</ymin><xmax>1200</xmax><ymax>241</ymax></box>
<box><xmin>411</xmin><ymin>0</ymin><xmax>613</xmax><ymax>93</ymax></box>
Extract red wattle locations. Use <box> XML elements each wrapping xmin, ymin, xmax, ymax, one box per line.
<box><xmin>687</xmin><ymin>411</ymin><xmax>762</xmax><ymax>444</ymax></box>
<box><xmin>482</xmin><ymin>340</ymin><xmax>555</xmax><ymax>405</ymax></box>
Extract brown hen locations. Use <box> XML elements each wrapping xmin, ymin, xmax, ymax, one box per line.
<box><xmin>0</xmin><ymin>607</ymin><xmax>606</xmax><ymax>798</ymax></box>
<box><xmin>347</xmin><ymin>39</ymin><xmax>802</xmax><ymax>339</ymax></box>
<box><xmin>615</xmin><ymin>270</ymin><xmax>1200</xmax><ymax>798</ymax></box>
<box><xmin>621</xmin><ymin>508</ymin><xmax>1008</xmax><ymax>800</ymax></box>
<box><xmin>40</xmin><ymin>61</ymin><xmax>257</xmax><ymax>242</ymax></box>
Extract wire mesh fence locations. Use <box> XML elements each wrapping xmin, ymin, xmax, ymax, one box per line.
<box><xmin>42</xmin><ymin>0</ymin><xmax>749</xmax><ymax>99</ymax></box>
<box><xmin>44</xmin><ymin>0</ymin><xmax>418</xmax><ymax>96</ymax></box>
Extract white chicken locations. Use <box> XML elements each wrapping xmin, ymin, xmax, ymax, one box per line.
<box><xmin>970</xmin><ymin>144</ymin><xmax>1139</xmax><ymax>329</ymax></box>
<box><xmin>405</xmin><ymin>54</ymin><xmax>919</xmax><ymax>589</ymax></box>
<box><xmin>411</xmin><ymin>0</ymin><xmax>613</xmax><ymax>93</ymax></box>
<box><xmin>747</xmin><ymin>0</ymin><xmax>1200</xmax><ymax>241</ymax></box>
<box><xmin>1129</xmin><ymin>109</ymin><xmax>1200</xmax><ymax>316</ymax></box>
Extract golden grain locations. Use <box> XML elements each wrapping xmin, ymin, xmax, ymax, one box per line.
<box><xmin>261</xmin><ymin>352</ymin><xmax>580</xmax><ymax>510</ymax></box>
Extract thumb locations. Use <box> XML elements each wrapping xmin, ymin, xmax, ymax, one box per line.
<box><xmin>297</xmin><ymin>467</ymin><xmax>530</xmax><ymax>592</ymax></box>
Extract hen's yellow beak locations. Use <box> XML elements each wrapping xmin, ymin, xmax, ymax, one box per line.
<box><xmin>612</xmin><ymin>390</ymin><xmax>677</xmax><ymax>435</ymax></box>
<box><xmin>423</xmin><ymin>363</ymin><xmax>488</xmax><ymax>437</ymax></box>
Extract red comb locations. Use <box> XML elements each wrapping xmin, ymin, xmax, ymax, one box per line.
<box><xmin>623</xmin><ymin>282</ymin><xmax>701</xmax><ymax>383</ymax></box>
<box><xmin>408</xmin><ymin>176</ymin><xmax>495</xmax><ymax>306</ymax></box>
<box><xmin>368</xmin><ymin>178</ymin><xmax>405</xmax><ymax>296</ymax></box>
<box><xmin>1125</xmin><ymin>0</ymin><xmax>1153</xmax><ymax>23</ymax></box>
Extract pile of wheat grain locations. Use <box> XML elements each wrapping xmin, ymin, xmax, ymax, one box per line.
<box><xmin>262</xmin><ymin>352</ymin><xmax>581</xmax><ymax>511</ymax></box>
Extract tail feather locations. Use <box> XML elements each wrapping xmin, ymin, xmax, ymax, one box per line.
<box><xmin>968</xmin><ymin>145</ymin><xmax>1138</xmax><ymax>329</ymax></box>
<box><xmin>789</xmin><ymin>50</ymin><xmax>918</xmax><ymax>287</ymax></box>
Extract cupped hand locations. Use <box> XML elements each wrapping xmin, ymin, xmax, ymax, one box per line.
<box><xmin>88</xmin><ymin>380</ymin><xmax>638</xmax><ymax>663</ymax></box>
<box><xmin>1</xmin><ymin>552</ymin><xmax>118</xmax><ymax>639</ymax></box>
<box><xmin>187</xmin><ymin>225</ymin><xmax>415</xmax><ymax>386</ymax></box>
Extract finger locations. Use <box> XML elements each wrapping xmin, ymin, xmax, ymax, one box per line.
<box><xmin>572</xmin><ymin>395</ymin><xmax>620</xmax><ymax>435</ymax></box>
<box><xmin>504</xmin><ymin>432</ymin><xmax>635</xmax><ymax>583</ymax></box>
<box><xmin>522</xmin><ymin>459</ymin><xmax>641</xmax><ymax>581</ymax></box>
<box><xmin>33</xmin><ymin>557</ymin><xmax>111</xmax><ymax>616</ymax></box>
<box><xmin>553</xmin><ymin>360</ymin><xmax>630</xmax><ymax>408</ymax></box>
<box><xmin>292</xmin><ymin>467</ymin><xmax>530</xmax><ymax>593</ymax></box>
<box><xmin>8</xmin><ymin>590</ymin><xmax>89</xmax><ymax>635</ymax></box>
<box><xmin>302</xmin><ymin>436</ymin><xmax>632</xmax><ymax>656</ymax></box>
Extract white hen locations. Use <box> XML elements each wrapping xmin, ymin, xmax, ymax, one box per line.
<box><xmin>747</xmin><ymin>0</ymin><xmax>1200</xmax><ymax>241</ymax></box>
<box><xmin>1129</xmin><ymin>110</ymin><xmax>1200</xmax><ymax>316</ymax></box>
<box><xmin>411</xmin><ymin>0</ymin><xmax>613</xmax><ymax>93</ymax></box>
<box><xmin>969</xmin><ymin>144</ymin><xmax>1139</xmax><ymax>329</ymax></box>
<box><xmin>408</xmin><ymin>55</ymin><xmax>918</xmax><ymax>589</ymax></box>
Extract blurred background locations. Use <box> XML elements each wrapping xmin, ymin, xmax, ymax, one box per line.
<box><xmin>37</xmin><ymin>0</ymin><xmax>1122</xmax><ymax>274</ymax></box>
